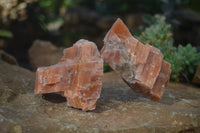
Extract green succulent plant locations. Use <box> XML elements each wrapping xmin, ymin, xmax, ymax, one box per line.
<box><xmin>176</xmin><ymin>44</ymin><xmax>200</xmax><ymax>78</ymax></box>
<box><xmin>138</xmin><ymin>14</ymin><xmax>200</xmax><ymax>82</ymax></box>
<box><xmin>139</xmin><ymin>15</ymin><xmax>175</xmax><ymax>56</ymax></box>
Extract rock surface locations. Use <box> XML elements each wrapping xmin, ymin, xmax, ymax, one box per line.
<box><xmin>0</xmin><ymin>65</ymin><xmax>200</xmax><ymax>132</ymax></box>
<box><xmin>0</xmin><ymin>60</ymin><xmax>35</xmax><ymax>103</ymax></box>
<box><xmin>28</xmin><ymin>40</ymin><xmax>64</xmax><ymax>70</ymax></box>
<box><xmin>35</xmin><ymin>39</ymin><xmax>103</xmax><ymax>111</ymax></box>
<box><xmin>0</xmin><ymin>50</ymin><xmax>18</xmax><ymax>65</ymax></box>
<box><xmin>101</xmin><ymin>18</ymin><xmax>171</xmax><ymax>101</ymax></box>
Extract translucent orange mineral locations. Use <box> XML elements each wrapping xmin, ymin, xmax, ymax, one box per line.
<box><xmin>35</xmin><ymin>39</ymin><xmax>103</xmax><ymax>111</ymax></box>
<box><xmin>101</xmin><ymin>18</ymin><xmax>171</xmax><ymax>101</ymax></box>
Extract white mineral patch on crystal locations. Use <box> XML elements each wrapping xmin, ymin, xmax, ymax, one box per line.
<box><xmin>39</xmin><ymin>75</ymin><xmax>42</xmax><ymax>83</ymax></box>
<box><xmin>97</xmin><ymin>93</ymin><xmax>100</xmax><ymax>99</ymax></box>
<box><xmin>68</xmin><ymin>72</ymin><xmax>72</xmax><ymax>84</ymax></box>
<box><xmin>81</xmin><ymin>102</ymin><xmax>85</xmax><ymax>106</ymax></box>
<box><xmin>76</xmin><ymin>39</ymin><xmax>95</xmax><ymax>46</ymax></box>
<box><xmin>110</xmin><ymin>34</ymin><xmax>121</xmax><ymax>43</ymax></box>
<box><xmin>46</xmin><ymin>69</ymin><xmax>49</xmax><ymax>73</ymax></box>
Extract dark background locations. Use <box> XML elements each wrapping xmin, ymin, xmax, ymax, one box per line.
<box><xmin>0</xmin><ymin>0</ymin><xmax>200</xmax><ymax>82</ymax></box>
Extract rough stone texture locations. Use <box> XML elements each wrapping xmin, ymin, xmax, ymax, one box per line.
<box><xmin>101</xmin><ymin>18</ymin><xmax>171</xmax><ymax>101</ymax></box>
<box><xmin>35</xmin><ymin>39</ymin><xmax>103</xmax><ymax>111</ymax></box>
<box><xmin>0</xmin><ymin>50</ymin><xmax>18</xmax><ymax>65</ymax></box>
<box><xmin>0</xmin><ymin>67</ymin><xmax>200</xmax><ymax>132</ymax></box>
<box><xmin>193</xmin><ymin>65</ymin><xmax>200</xmax><ymax>85</ymax></box>
<box><xmin>28</xmin><ymin>40</ymin><xmax>64</xmax><ymax>70</ymax></box>
<box><xmin>0</xmin><ymin>60</ymin><xmax>35</xmax><ymax>103</ymax></box>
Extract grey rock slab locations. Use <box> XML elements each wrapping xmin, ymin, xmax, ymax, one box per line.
<box><xmin>0</xmin><ymin>50</ymin><xmax>18</xmax><ymax>65</ymax></box>
<box><xmin>0</xmin><ymin>63</ymin><xmax>200</xmax><ymax>132</ymax></box>
<box><xmin>28</xmin><ymin>40</ymin><xmax>64</xmax><ymax>70</ymax></box>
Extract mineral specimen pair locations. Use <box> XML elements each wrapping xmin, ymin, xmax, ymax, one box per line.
<box><xmin>35</xmin><ymin>18</ymin><xmax>171</xmax><ymax>111</ymax></box>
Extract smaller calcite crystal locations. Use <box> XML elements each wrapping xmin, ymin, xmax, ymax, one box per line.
<box><xmin>101</xmin><ymin>18</ymin><xmax>171</xmax><ymax>101</ymax></box>
<box><xmin>35</xmin><ymin>39</ymin><xmax>103</xmax><ymax>111</ymax></box>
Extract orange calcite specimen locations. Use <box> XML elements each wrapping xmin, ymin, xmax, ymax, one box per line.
<box><xmin>35</xmin><ymin>39</ymin><xmax>103</xmax><ymax>111</ymax></box>
<box><xmin>101</xmin><ymin>18</ymin><xmax>171</xmax><ymax>101</ymax></box>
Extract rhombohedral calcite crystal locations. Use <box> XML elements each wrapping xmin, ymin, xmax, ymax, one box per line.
<box><xmin>101</xmin><ymin>18</ymin><xmax>171</xmax><ymax>101</ymax></box>
<box><xmin>35</xmin><ymin>39</ymin><xmax>103</xmax><ymax>111</ymax></box>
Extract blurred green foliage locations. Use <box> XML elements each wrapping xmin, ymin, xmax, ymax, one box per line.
<box><xmin>39</xmin><ymin>0</ymin><xmax>77</xmax><ymax>14</ymax></box>
<box><xmin>0</xmin><ymin>30</ymin><xmax>13</xmax><ymax>38</ymax></box>
<box><xmin>176</xmin><ymin>44</ymin><xmax>200</xmax><ymax>78</ymax></box>
<box><xmin>138</xmin><ymin>15</ymin><xmax>200</xmax><ymax>81</ymax></box>
<box><xmin>37</xmin><ymin>0</ymin><xmax>77</xmax><ymax>31</ymax></box>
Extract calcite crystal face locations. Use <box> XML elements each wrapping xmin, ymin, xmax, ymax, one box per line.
<box><xmin>35</xmin><ymin>39</ymin><xmax>103</xmax><ymax>111</ymax></box>
<box><xmin>101</xmin><ymin>18</ymin><xmax>171</xmax><ymax>101</ymax></box>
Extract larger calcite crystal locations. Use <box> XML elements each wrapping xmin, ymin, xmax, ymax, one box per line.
<box><xmin>101</xmin><ymin>18</ymin><xmax>171</xmax><ymax>101</ymax></box>
<box><xmin>35</xmin><ymin>39</ymin><xmax>103</xmax><ymax>111</ymax></box>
